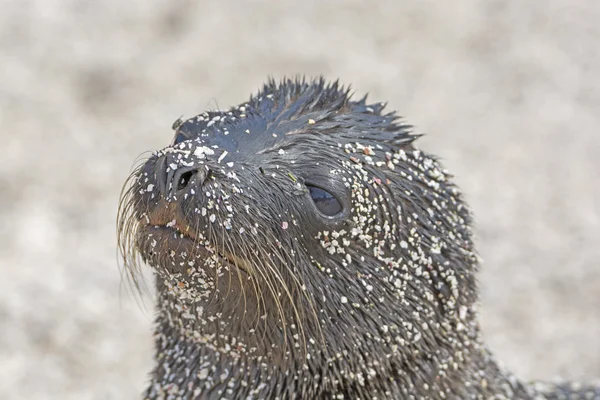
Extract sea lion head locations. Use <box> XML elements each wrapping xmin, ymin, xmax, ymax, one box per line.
<box><xmin>118</xmin><ymin>78</ymin><xmax>479</xmax><ymax>394</ymax></box>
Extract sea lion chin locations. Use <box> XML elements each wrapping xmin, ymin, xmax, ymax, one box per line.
<box><xmin>118</xmin><ymin>77</ymin><xmax>600</xmax><ymax>400</ymax></box>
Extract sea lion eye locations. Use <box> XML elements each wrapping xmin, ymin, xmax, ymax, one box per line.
<box><xmin>307</xmin><ymin>185</ymin><xmax>342</xmax><ymax>216</ymax></box>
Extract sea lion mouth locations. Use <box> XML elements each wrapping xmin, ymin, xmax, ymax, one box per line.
<box><xmin>137</xmin><ymin>223</ymin><xmax>251</xmax><ymax>276</ymax></box>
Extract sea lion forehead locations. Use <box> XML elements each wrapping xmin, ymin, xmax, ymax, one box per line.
<box><xmin>166</xmin><ymin>78</ymin><xmax>415</xmax><ymax>169</ymax></box>
<box><xmin>172</xmin><ymin>80</ymin><xmax>352</xmax><ymax>157</ymax></box>
<box><xmin>173</xmin><ymin>106</ymin><xmax>302</xmax><ymax>158</ymax></box>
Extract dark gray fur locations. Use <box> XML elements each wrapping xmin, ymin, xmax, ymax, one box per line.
<box><xmin>118</xmin><ymin>78</ymin><xmax>599</xmax><ymax>399</ymax></box>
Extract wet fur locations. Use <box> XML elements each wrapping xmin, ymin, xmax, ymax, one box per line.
<box><xmin>118</xmin><ymin>78</ymin><xmax>599</xmax><ymax>399</ymax></box>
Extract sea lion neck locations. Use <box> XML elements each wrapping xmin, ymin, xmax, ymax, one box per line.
<box><xmin>148</xmin><ymin>284</ymin><xmax>535</xmax><ymax>399</ymax></box>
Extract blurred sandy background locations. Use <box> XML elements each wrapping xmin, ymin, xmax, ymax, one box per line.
<box><xmin>1</xmin><ymin>1</ymin><xmax>599</xmax><ymax>399</ymax></box>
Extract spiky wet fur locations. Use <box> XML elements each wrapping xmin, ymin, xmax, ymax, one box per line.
<box><xmin>118</xmin><ymin>78</ymin><xmax>599</xmax><ymax>399</ymax></box>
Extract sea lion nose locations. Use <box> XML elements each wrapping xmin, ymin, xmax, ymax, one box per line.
<box><xmin>173</xmin><ymin>168</ymin><xmax>198</xmax><ymax>191</ymax></box>
<box><xmin>157</xmin><ymin>154</ymin><xmax>209</xmax><ymax>199</ymax></box>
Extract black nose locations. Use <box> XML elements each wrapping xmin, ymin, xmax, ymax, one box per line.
<box><xmin>157</xmin><ymin>155</ymin><xmax>209</xmax><ymax>199</ymax></box>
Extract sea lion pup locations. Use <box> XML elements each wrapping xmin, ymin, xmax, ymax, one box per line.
<box><xmin>118</xmin><ymin>78</ymin><xmax>599</xmax><ymax>399</ymax></box>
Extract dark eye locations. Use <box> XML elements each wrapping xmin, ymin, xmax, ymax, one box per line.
<box><xmin>173</xmin><ymin>132</ymin><xmax>187</xmax><ymax>145</ymax></box>
<box><xmin>307</xmin><ymin>185</ymin><xmax>343</xmax><ymax>216</ymax></box>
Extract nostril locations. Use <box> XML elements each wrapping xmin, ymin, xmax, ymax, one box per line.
<box><xmin>158</xmin><ymin>156</ymin><xmax>211</xmax><ymax>199</ymax></box>
<box><xmin>177</xmin><ymin>170</ymin><xmax>195</xmax><ymax>191</ymax></box>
